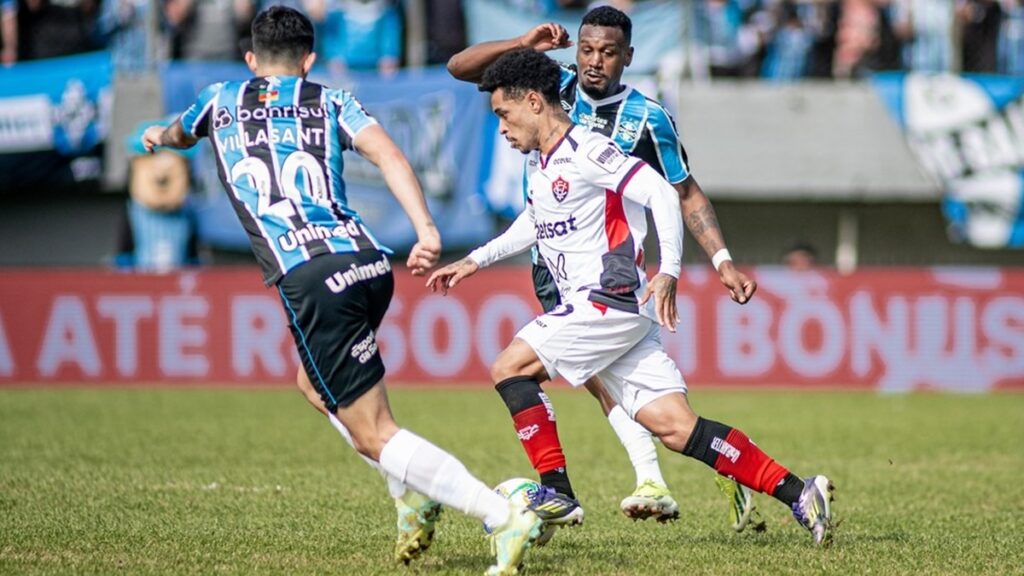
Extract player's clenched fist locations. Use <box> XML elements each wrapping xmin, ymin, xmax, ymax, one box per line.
<box><xmin>717</xmin><ymin>261</ymin><xmax>757</xmax><ymax>305</ymax></box>
<box><xmin>426</xmin><ymin>257</ymin><xmax>480</xmax><ymax>295</ymax></box>
<box><xmin>518</xmin><ymin>22</ymin><xmax>573</xmax><ymax>52</ymax></box>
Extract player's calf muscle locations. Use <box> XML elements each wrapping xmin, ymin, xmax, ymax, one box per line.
<box><xmin>635</xmin><ymin>394</ymin><xmax>699</xmax><ymax>452</ymax></box>
<box><xmin>336</xmin><ymin>386</ymin><xmax>400</xmax><ymax>461</ymax></box>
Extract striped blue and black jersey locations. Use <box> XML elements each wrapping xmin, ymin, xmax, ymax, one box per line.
<box><xmin>558</xmin><ymin>63</ymin><xmax>690</xmax><ymax>184</ymax></box>
<box><xmin>179</xmin><ymin>76</ymin><xmax>387</xmax><ymax>286</ymax></box>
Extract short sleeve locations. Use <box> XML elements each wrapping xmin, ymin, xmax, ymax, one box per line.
<box><xmin>179</xmin><ymin>82</ymin><xmax>223</xmax><ymax>139</ymax></box>
<box><xmin>328</xmin><ymin>89</ymin><xmax>379</xmax><ymax>150</ymax></box>
<box><xmin>577</xmin><ymin>134</ymin><xmax>645</xmax><ymax>194</ymax></box>
<box><xmin>646</xmin><ymin>103</ymin><xmax>690</xmax><ymax>184</ymax></box>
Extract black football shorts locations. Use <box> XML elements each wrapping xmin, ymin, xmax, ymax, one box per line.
<box><xmin>277</xmin><ymin>250</ymin><xmax>393</xmax><ymax>412</ymax></box>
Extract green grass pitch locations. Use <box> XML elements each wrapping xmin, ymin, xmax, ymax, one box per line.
<box><xmin>2</xmin><ymin>387</ymin><xmax>1022</xmax><ymax>575</ymax></box>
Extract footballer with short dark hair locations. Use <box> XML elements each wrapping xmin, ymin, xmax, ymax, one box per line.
<box><xmin>449</xmin><ymin>5</ymin><xmax>763</xmax><ymax>534</ymax></box>
<box><xmin>140</xmin><ymin>7</ymin><xmax>559</xmax><ymax>574</ymax></box>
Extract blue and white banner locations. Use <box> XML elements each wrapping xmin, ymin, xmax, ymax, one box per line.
<box><xmin>0</xmin><ymin>52</ymin><xmax>112</xmax><ymax>191</ymax></box>
<box><xmin>873</xmin><ymin>73</ymin><xmax>1024</xmax><ymax>248</ymax></box>
<box><xmin>162</xmin><ymin>63</ymin><xmax>496</xmax><ymax>252</ymax></box>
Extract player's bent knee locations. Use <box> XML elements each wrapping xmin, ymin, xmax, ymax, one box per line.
<box><xmin>490</xmin><ymin>339</ymin><xmax>545</xmax><ymax>383</ymax></box>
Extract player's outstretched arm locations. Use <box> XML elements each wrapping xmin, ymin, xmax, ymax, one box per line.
<box><xmin>446</xmin><ymin>22</ymin><xmax>572</xmax><ymax>82</ymax></box>
<box><xmin>141</xmin><ymin>120</ymin><xmax>198</xmax><ymax>152</ymax></box>
<box><xmin>425</xmin><ymin>208</ymin><xmax>536</xmax><ymax>294</ymax></box>
<box><xmin>353</xmin><ymin>124</ymin><xmax>441</xmax><ymax>275</ymax></box>
<box><xmin>674</xmin><ymin>176</ymin><xmax>756</xmax><ymax>304</ymax></box>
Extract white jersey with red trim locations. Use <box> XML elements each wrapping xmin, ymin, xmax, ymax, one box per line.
<box><xmin>523</xmin><ymin>125</ymin><xmax>683</xmax><ymax>319</ymax></box>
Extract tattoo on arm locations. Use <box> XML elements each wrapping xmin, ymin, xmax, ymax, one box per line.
<box><xmin>684</xmin><ymin>204</ymin><xmax>725</xmax><ymax>256</ymax></box>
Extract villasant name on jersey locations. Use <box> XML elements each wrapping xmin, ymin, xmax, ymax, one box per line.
<box><xmin>218</xmin><ymin>125</ymin><xmax>327</xmax><ymax>152</ymax></box>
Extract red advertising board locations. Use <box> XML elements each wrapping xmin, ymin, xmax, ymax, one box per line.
<box><xmin>0</xmin><ymin>266</ymin><xmax>1021</xmax><ymax>391</ymax></box>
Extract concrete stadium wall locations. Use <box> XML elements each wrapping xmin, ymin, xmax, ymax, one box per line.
<box><xmin>668</xmin><ymin>80</ymin><xmax>939</xmax><ymax>201</ymax></box>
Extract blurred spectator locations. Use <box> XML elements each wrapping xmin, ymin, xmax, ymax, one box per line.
<box><xmin>115</xmin><ymin>118</ymin><xmax>200</xmax><ymax>272</ymax></box>
<box><xmin>959</xmin><ymin>0</ymin><xmax>1003</xmax><ymax>72</ymax></box>
<box><xmin>97</xmin><ymin>0</ymin><xmax>164</xmax><ymax>73</ymax></box>
<box><xmin>834</xmin><ymin>0</ymin><xmax>901</xmax><ymax>78</ymax></box>
<box><xmin>165</xmin><ymin>0</ymin><xmax>253</xmax><ymax>61</ymax></box>
<box><xmin>894</xmin><ymin>0</ymin><xmax>953</xmax><ymax>72</ymax></box>
<box><xmin>761</xmin><ymin>1</ymin><xmax>813</xmax><ymax>81</ymax></box>
<box><xmin>18</xmin><ymin>0</ymin><xmax>99</xmax><ymax>61</ymax></box>
<box><xmin>834</xmin><ymin>0</ymin><xmax>877</xmax><ymax>77</ymax></box>
<box><xmin>502</xmin><ymin>0</ymin><xmax>586</xmax><ymax>15</ymax></box>
<box><xmin>1</xmin><ymin>0</ymin><xmax>16</xmax><ymax>65</ymax></box>
<box><xmin>1000</xmin><ymin>0</ymin><xmax>1024</xmax><ymax>75</ymax></box>
<box><xmin>258</xmin><ymin>0</ymin><xmax>326</xmax><ymax>22</ymax></box>
<box><xmin>695</xmin><ymin>0</ymin><xmax>762</xmax><ymax>77</ymax></box>
<box><xmin>805</xmin><ymin>0</ymin><xmax>841</xmax><ymax>78</ymax></box>
<box><xmin>783</xmin><ymin>240</ymin><xmax>818</xmax><ymax>270</ymax></box>
<box><xmin>873</xmin><ymin>0</ymin><xmax>904</xmax><ymax>71</ymax></box>
<box><xmin>320</xmin><ymin>0</ymin><xmax>402</xmax><ymax>74</ymax></box>
<box><xmin>259</xmin><ymin>0</ymin><xmax>310</xmax><ymax>11</ymax></box>
<box><xmin>425</xmin><ymin>0</ymin><xmax>466</xmax><ymax>65</ymax></box>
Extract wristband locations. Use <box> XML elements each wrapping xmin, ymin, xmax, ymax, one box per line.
<box><xmin>711</xmin><ymin>248</ymin><xmax>732</xmax><ymax>271</ymax></box>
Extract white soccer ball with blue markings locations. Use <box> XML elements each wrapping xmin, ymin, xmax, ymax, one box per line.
<box><xmin>493</xmin><ymin>477</ymin><xmax>542</xmax><ymax>509</ymax></box>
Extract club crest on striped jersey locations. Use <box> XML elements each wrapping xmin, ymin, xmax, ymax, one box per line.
<box><xmin>552</xmin><ymin>176</ymin><xmax>570</xmax><ymax>202</ymax></box>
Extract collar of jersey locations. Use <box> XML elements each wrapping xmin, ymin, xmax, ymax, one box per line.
<box><xmin>576</xmin><ymin>84</ymin><xmax>633</xmax><ymax>108</ymax></box>
<box><xmin>540</xmin><ymin>125</ymin><xmax>579</xmax><ymax>168</ymax></box>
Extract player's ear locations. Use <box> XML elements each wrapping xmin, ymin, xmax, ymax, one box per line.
<box><xmin>301</xmin><ymin>52</ymin><xmax>317</xmax><ymax>76</ymax></box>
<box><xmin>528</xmin><ymin>91</ymin><xmax>542</xmax><ymax>114</ymax></box>
<box><xmin>244</xmin><ymin>51</ymin><xmax>259</xmax><ymax>74</ymax></box>
<box><xmin>624</xmin><ymin>46</ymin><xmax>634</xmax><ymax>68</ymax></box>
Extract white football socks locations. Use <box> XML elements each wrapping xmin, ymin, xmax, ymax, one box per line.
<box><xmin>380</xmin><ymin>429</ymin><xmax>510</xmax><ymax>530</ymax></box>
<box><xmin>327</xmin><ymin>412</ymin><xmax>406</xmax><ymax>499</ymax></box>
<box><xmin>608</xmin><ymin>405</ymin><xmax>666</xmax><ymax>486</ymax></box>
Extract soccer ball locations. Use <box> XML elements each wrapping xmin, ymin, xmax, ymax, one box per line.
<box><xmin>493</xmin><ymin>477</ymin><xmax>542</xmax><ymax>509</ymax></box>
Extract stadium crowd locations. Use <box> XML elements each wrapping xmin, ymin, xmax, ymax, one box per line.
<box><xmin>0</xmin><ymin>0</ymin><xmax>1021</xmax><ymax>78</ymax></box>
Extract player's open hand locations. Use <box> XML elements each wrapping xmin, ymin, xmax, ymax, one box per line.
<box><xmin>425</xmin><ymin>257</ymin><xmax>479</xmax><ymax>295</ymax></box>
<box><xmin>407</xmin><ymin>226</ymin><xmax>441</xmax><ymax>276</ymax></box>
<box><xmin>519</xmin><ymin>23</ymin><xmax>573</xmax><ymax>52</ymax></box>
<box><xmin>140</xmin><ymin>125</ymin><xmax>167</xmax><ymax>154</ymax></box>
<box><xmin>718</xmin><ymin>261</ymin><xmax>757</xmax><ymax>304</ymax></box>
<box><xmin>640</xmin><ymin>273</ymin><xmax>679</xmax><ymax>332</ymax></box>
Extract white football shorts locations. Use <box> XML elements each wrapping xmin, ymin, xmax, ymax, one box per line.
<box><xmin>515</xmin><ymin>290</ymin><xmax>688</xmax><ymax>417</ymax></box>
